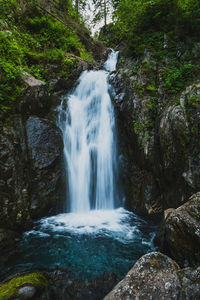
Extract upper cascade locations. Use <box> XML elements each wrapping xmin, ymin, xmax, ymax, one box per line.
<box><xmin>104</xmin><ymin>50</ymin><xmax>119</xmax><ymax>72</ymax></box>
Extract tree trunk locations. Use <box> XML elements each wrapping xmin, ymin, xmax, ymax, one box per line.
<box><xmin>75</xmin><ymin>0</ymin><xmax>79</xmax><ymax>14</ymax></box>
<box><xmin>104</xmin><ymin>0</ymin><xmax>107</xmax><ymax>25</ymax></box>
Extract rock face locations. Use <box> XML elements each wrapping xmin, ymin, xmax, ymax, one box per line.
<box><xmin>103</xmin><ymin>252</ymin><xmax>200</xmax><ymax>300</ymax></box>
<box><xmin>26</xmin><ymin>116</ymin><xmax>63</xmax><ymax>218</ymax></box>
<box><xmin>155</xmin><ymin>192</ymin><xmax>200</xmax><ymax>268</ymax></box>
<box><xmin>0</xmin><ymin>116</ymin><xmax>63</xmax><ymax>237</ymax></box>
<box><xmin>0</xmin><ymin>229</ymin><xmax>20</xmax><ymax>250</ymax></box>
<box><xmin>110</xmin><ymin>53</ymin><xmax>200</xmax><ymax>215</ymax></box>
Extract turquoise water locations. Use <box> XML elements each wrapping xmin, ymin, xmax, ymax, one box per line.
<box><xmin>0</xmin><ymin>208</ymin><xmax>156</xmax><ymax>281</ymax></box>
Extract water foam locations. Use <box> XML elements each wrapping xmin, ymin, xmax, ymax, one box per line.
<box><xmin>29</xmin><ymin>208</ymin><xmax>146</xmax><ymax>244</ymax></box>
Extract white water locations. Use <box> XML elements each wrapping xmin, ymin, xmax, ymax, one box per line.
<box><xmin>58</xmin><ymin>50</ymin><xmax>119</xmax><ymax>213</ymax></box>
<box><xmin>29</xmin><ymin>208</ymin><xmax>144</xmax><ymax>243</ymax></box>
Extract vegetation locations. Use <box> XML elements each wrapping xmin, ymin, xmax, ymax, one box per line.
<box><xmin>0</xmin><ymin>0</ymin><xmax>93</xmax><ymax>120</ymax></box>
<box><xmin>0</xmin><ymin>272</ymin><xmax>48</xmax><ymax>300</ymax></box>
<box><xmin>112</xmin><ymin>0</ymin><xmax>200</xmax><ymax>53</ymax></box>
<box><xmin>1</xmin><ymin>0</ymin><xmax>200</xmax><ymax>121</ymax></box>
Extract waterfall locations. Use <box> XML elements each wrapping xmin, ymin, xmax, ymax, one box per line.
<box><xmin>58</xmin><ymin>50</ymin><xmax>119</xmax><ymax>213</ymax></box>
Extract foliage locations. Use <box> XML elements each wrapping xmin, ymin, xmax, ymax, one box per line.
<box><xmin>92</xmin><ymin>0</ymin><xmax>114</xmax><ymax>26</ymax></box>
<box><xmin>111</xmin><ymin>0</ymin><xmax>200</xmax><ymax>54</ymax></box>
<box><xmin>164</xmin><ymin>63</ymin><xmax>196</xmax><ymax>93</ymax></box>
<box><xmin>0</xmin><ymin>0</ymin><xmax>93</xmax><ymax>120</ymax></box>
<box><xmin>188</xmin><ymin>94</ymin><xmax>200</xmax><ymax>108</ymax></box>
<box><xmin>0</xmin><ymin>272</ymin><xmax>48</xmax><ymax>300</ymax></box>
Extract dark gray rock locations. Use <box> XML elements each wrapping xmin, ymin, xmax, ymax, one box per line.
<box><xmin>0</xmin><ymin>228</ymin><xmax>20</xmax><ymax>250</ymax></box>
<box><xmin>20</xmin><ymin>72</ymin><xmax>50</xmax><ymax>116</ymax></box>
<box><xmin>26</xmin><ymin>117</ymin><xmax>62</xmax><ymax>170</ymax></box>
<box><xmin>25</xmin><ymin>116</ymin><xmax>63</xmax><ymax>218</ymax></box>
<box><xmin>155</xmin><ymin>192</ymin><xmax>200</xmax><ymax>268</ymax></box>
<box><xmin>0</xmin><ymin>116</ymin><xmax>63</xmax><ymax>236</ymax></box>
<box><xmin>40</xmin><ymin>269</ymin><xmax>118</xmax><ymax>300</ymax></box>
<box><xmin>178</xmin><ymin>266</ymin><xmax>200</xmax><ymax>299</ymax></box>
<box><xmin>0</xmin><ymin>119</ymin><xmax>32</xmax><ymax>232</ymax></box>
<box><xmin>110</xmin><ymin>54</ymin><xmax>200</xmax><ymax>216</ymax></box>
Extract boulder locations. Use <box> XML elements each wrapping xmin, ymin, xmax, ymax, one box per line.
<box><xmin>155</xmin><ymin>192</ymin><xmax>200</xmax><ymax>268</ymax></box>
<box><xmin>103</xmin><ymin>252</ymin><xmax>200</xmax><ymax>300</ymax></box>
<box><xmin>103</xmin><ymin>252</ymin><xmax>181</xmax><ymax>300</ymax></box>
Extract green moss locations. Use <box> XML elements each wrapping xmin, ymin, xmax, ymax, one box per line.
<box><xmin>188</xmin><ymin>94</ymin><xmax>200</xmax><ymax>108</ymax></box>
<box><xmin>146</xmin><ymin>84</ymin><xmax>157</xmax><ymax>93</ymax></box>
<box><xmin>133</xmin><ymin>120</ymin><xmax>146</xmax><ymax>135</ymax></box>
<box><xmin>0</xmin><ymin>272</ymin><xmax>48</xmax><ymax>300</ymax></box>
<box><xmin>0</xmin><ymin>0</ymin><xmax>93</xmax><ymax>122</ymax></box>
<box><xmin>135</xmin><ymin>82</ymin><xmax>144</xmax><ymax>96</ymax></box>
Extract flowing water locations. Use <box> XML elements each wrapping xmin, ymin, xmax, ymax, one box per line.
<box><xmin>57</xmin><ymin>50</ymin><xmax>118</xmax><ymax>212</ymax></box>
<box><xmin>0</xmin><ymin>50</ymin><xmax>157</xmax><ymax>282</ymax></box>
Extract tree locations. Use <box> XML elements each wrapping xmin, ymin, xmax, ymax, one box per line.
<box><xmin>92</xmin><ymin>0</ymin><xmax>114</xmax><ymax>26</ymax></box>
<box><xmin>73</xmin><ymin>0</ymin><xmax>87</xmax><ymax>15</ymax></box>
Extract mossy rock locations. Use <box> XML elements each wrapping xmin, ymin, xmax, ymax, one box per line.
<box><xmin>0</xmin><ymin>272</ymin><xmax>48</xmax><ymax>300</ymax></box>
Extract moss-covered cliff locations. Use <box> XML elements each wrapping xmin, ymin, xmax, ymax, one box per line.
<box><xmin>0</xmin><ymin>0</ymin><xmax>107</xmax><ymax>122</ymax></box>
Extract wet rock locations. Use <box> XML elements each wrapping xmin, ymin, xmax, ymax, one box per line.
<box><xmin>26</xmin><ymin>117</ymin><xmax>62</xmax><ymax>170</ymax></box>
<box><xmin>0</xmin><ymin>117</ymin><xmax>63</xmax><ymax>233</ymax></box>
<box><xmin>26</xmin><ymin>116</ymin><xmax>63</xmax><ymax>218</ymax></box>
<box><xmin>0</xmin><ymin>119</ymin><xmax>32</xmax><ymax>232</ymax></box>
<box><xmin>18</xmin><ymin>285</ymin><xmax>36</xmax><ymax>298</ymax></box>
<box><xmin>103</xmin><ymin>252</ymin><xmax>181</xmax><ymax>300</ymax></box>
<box><xmin>0</xmin><ymin>269</ymin><xmax>118</xmax><ymax>300</ymax></box>
<box><xmin>110</xmin><ymin>53</ymin><xmax>200</xmax><ymax>215</ymax></box>
<box><xmin>159</xmin><ymin>105</ymin><xmax>189</xmax><ymax>167</ymax></box>
<box><xmin>41</xmin><ymin>269</ymin><xmax>118</xmax><ymax>300</ymax></box>
<box><xmin>0</xmin><ymin>228</ymin><xmax>20</xmax><ymax>250</ymax></box>
<box><xmin>155</xmin><ymin>192</ymin><xmax>200</xmax><ymax>268</ymax></box>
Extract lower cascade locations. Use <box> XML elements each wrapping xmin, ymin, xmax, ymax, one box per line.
<box><xmin>0</xmin><ymin>51</ymin><xmax>156</xmax><ymax>282</ymax></box>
